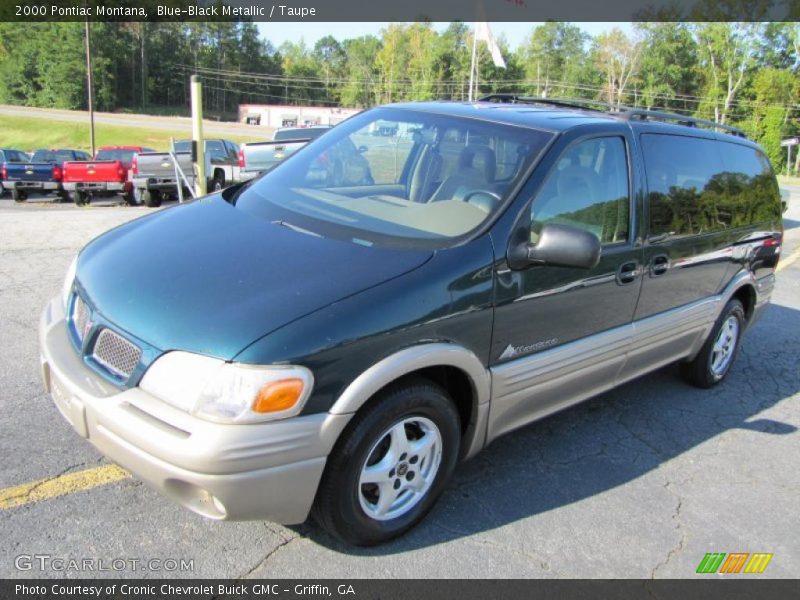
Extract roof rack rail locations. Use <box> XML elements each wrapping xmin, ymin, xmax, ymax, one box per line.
<box><xmin>478</xmin><ymin>94</ymin><xmax>612</xmax><ymax>112</ymax></box>
<box><xmin>477</xmin><ymin>94</ymin><xmax>748</xmax><ymax>139</ymax></box>
<box><xmin>618</xmin><ymin>108</ymin><xmax>747</xmax><ymax>138</ymax></box>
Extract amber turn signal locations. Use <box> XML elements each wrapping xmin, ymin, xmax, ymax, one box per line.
<box><xmin>252</xmin><ymin>378</ymin><xmax>305</xmax><ymax>413</ymax></box>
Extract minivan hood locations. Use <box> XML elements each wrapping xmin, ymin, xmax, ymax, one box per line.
<box><xmin>77</xmin><ymin>196</ymin><xmax>432</xmax><ymax>360</ymax></box>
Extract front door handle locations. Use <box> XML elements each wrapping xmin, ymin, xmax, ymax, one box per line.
<box><xmin>616</xmin><ymin>261</ymin><xmax>640</xmax><ymax>285</ymax></box>
<box><xmin>650</xmin><ymin>254</ymin><xmax>670</xmax><ymax>277</ymax></box>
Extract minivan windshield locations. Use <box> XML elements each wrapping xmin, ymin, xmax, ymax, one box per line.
<box><xmin>236</xmin><ymin>108</ymin><xmax>552</xmax><ymax>248</ymax></box>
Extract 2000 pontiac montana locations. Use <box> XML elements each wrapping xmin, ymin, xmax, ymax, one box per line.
<box><xmin>40</xmin><ymin>97</ymin><xmax>783</xmax><ymax>545</ymax></box>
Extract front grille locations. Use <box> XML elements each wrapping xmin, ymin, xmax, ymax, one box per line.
<box><xmin>92</xmin><ymin>328</ymin><xmax>142</xmax><ymax>379</ymax></box>
<box><xmin>72</xmin><ymin>295</ymin><xmax>89</xmax><ymax>342</ymax></box>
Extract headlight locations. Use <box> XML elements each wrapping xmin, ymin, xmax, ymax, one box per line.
<box><xmin>139</xmin><ymin>351</ymin><xmax>314</xmax><ymax>424</ymax></box>
<box><xmin>62</xmin><ymin>255</ymin><xmax>78</xmax><ymax>308</ymax></box>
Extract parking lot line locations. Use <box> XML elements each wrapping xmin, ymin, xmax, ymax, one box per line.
<box><xmin>776</xmin><ymin>246</ymin><xmax>800</xmax><ymax>273</ymax></box>
<box><xmin>0</xmin><ymin>465</ymin><xmax>129</xmax><ymax>510</ymax></box>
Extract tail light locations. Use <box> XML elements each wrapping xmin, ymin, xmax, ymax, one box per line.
<box><xmin>52</xmin><ymin>165</ymin><xmax>62</xmax><ymax>181</ymax></box>
<box><xmin>117</xmin><ymin>161</ymin><xmax>126</xmax><ymax>182</ymax></box>
<box><xmin>238</xmin><ymin>149</ymin><xmax>245</xmax><ymax>168</ymax></box>
<box><xmin>767</xmin><ymin>228</ymin><xmax>784</xmax><ymax>265</ymax></box>
<box><xmin>131</xmin><ymin>155</ymin><xmax>138</xmax><ymax>175</ymax></box>
<box><xmin>1</xmin><ymin>165</ymin><xmax>6</xmax><ymax>180</ymax></box>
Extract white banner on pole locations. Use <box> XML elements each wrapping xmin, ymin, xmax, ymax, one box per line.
<box><xmin>475</xmin><ymin>22</ymin><xmax>506</xmax><ymax>69</ymax></box>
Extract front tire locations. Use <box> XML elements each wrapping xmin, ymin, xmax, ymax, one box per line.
<box><xmin>313</xmin><ymin>378</ymin><xmax>461</xmax><ymax>546</ymax></box>
<box><xmin>681</xmin><ymin>298</ymin><xmax>745</xmax><ymax>388</ymax></box>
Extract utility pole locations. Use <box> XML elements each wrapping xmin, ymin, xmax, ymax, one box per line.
<box><xmin>140</xmin><ymin>22</ymin><xmax>147</xmax><ymax>108</ymax></box>
<box><xmin>84</xmin><ymin>16</ymin><xmax>95</xmax><ymax>157</ymax></box>
<box><xmin>468</xmin><ymin>25</ymin><xmax>478</xmax><ymax>102</ymax></box>
<box><xmin>191</xmin><ymin>75</ymin><xmax>206</xmax><ymax>197</ymax></box>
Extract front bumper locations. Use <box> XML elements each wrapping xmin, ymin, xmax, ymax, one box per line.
<box><xmin>39</xmin><ymin>295</ymin><xmax>351</xmax><ymax>523</ymax></box>
<box><xmin>63</xmin><ymin>181</ymin><xmax>130</xmax><ymax>193</ymax></box>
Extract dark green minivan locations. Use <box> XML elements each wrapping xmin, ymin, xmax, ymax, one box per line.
<box><xmin>40</xmin><ymin>98</ymin><xmax>783</xmax><ymax>545</ymax></box>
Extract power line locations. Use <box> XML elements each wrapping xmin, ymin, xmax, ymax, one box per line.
<box><xmin>175</xmin><ymin>62</ymin><xmax>800</xmax><ymax>115</ymax></box>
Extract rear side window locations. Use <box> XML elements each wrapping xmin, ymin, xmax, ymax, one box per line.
<box><xmin>33</xmin><ymin>150</ymin><xmax>80</xmax><ymax>163</ymax></box>
<box><xmin>95</xmin><ymin>149</ymin><xmax>136</xmax><ymax>162</ymax></box>
<box><xmin>530</xmin><ymin>136</ymin><xmax>630</xmax><ymax>245</ymax></box>
<box><xmin>643</xmin><ymin>134</ymin><xmax>780</xmax><ymax>237</ymax></box>
<box><xmin>207</xmin><ymin>141</ymin><xmax>227</xmax><ymax>162</ymax></box>
<box><xmin>643</xmin><ymin>134</ymin><xmax>725</xmax><ymax>238</ymax></box>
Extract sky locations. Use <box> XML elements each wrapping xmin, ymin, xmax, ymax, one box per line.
<box><xmin>256</xmin><ymin>22</ymin><xmax>634</xmax><ymax>51</ymax></box>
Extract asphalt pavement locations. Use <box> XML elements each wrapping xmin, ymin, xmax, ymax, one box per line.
<box><xmin>0</xmin><ymin>188</ymin><xmax>798</xmax><ymax>579</ymax></box>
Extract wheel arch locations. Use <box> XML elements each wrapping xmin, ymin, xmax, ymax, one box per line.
<box><xmin>731</xmin><ymin>282</ymin><xmax>756</xmax><ymax>322</ymax></box>
<box><xmin>329</xmin><ymin>343</ymin><xmax>491</xmax><ymax>460</ymax></box>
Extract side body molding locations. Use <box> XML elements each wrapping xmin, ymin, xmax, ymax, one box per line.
<box><xmin>329</xmin><ymin>343</ymin><xmax>492</xmax><ymax>459</ymax></box>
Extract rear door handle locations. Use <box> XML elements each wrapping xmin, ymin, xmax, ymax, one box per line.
<box><xmin>650</xmin><ymin>255</ymin><xmax>670</xmax><ymax>277</ymax></box>
<box><xmin>616</xmin><ymin>261</ymin><xmax>641</xmax><ymax>285</ymax></box>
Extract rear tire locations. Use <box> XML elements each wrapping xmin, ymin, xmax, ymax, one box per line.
<box><xmin>141</xmin><ymin>189</ymin><xmax>162</xmax><ymax>208</ymax></box>
<box><xmin>123</xmin><ymin>189</ymin><xmax>136</xmax><ymax>206</ymax></box>
<box><xmin>74</xmin><ymin>191</ymin><xmax>89</xmax><ymax>206</ymax></box>
<box><xmin>313</xmin><ymin>378</ymin><xmax>461</xmax><ymax>546</ymax></box>
<box><xmin>681</xmin><ymin>298</ymin><xmax>745</xmax><ymax>388</ymax></box>
<box><xmin>12</xmin><ymin>189</ymin><xmax>25</xmax><ymax>202</ymax></box>
<box><xmin>211</xmin><ymin>175</ymin><xmax>224</xmax><ymax>193</ymax></box>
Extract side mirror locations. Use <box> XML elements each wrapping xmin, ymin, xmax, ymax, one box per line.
<box><xmin>508</xmin><ymin>222</ymin><xmax>602</xmax><ymax>270</ymax></box>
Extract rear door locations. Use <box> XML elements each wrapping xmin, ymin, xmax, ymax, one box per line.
<box><xmin>624</xmin><ymin>133</ymin><xmax>736</xmax><ymax>379</ymax></box>
<box><xmin>490</xmin><ymin>130</ymin><xmax>643</xmax><ymax>438</ymax></box>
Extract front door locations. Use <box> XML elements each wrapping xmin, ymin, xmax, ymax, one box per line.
<box><xmin>490</xmin><ymin>133</ymin><xmax>643</xmax><ymax>439</ymax></box>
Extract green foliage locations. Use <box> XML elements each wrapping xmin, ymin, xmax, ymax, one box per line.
<box><xmin>635</xmin><ymin>23</ymin><xmax>699</xmax><ymax>111</ymax></box>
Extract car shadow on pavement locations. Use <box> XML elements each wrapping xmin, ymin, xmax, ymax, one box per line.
<box><xmin>292</xmin><ymin>302</ymin><xmax>800</xmax><ymax>554</ymax></box>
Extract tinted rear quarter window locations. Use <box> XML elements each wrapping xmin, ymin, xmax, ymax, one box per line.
<box><xmin>718</xmin><ymin>141</ymin><xmax>782</xmax><ymax>228</ymax></box>
<box><xmin>643</xmin><ymin>134</ymin><xmax>781</xmax><ymax>238</ymax></box>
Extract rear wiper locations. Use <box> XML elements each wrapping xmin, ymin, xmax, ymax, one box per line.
<box><xmin>271</xmin><ymin>220</ymin><xmax>321</xmax><ymax>237</ymax></box>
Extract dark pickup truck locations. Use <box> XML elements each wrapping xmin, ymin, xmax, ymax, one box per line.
<box><xmin>0</xmin><ymin>148</ymin><xmax>30</xmax><ymax>196</ymax></box>
<box><xmin>4</xmin><ymin>148</ymin><xmax>91</xmax><ymax>202</ymax></box>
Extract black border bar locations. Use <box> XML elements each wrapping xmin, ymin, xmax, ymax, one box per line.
<box><xmin>1</xmin><ymin>0</ymin><xmax>798</xmax><ymax>22</ymax></box>
<box><xmin>4</xmin><ymin>579</ymin><xmax>800</xmax><ymax>600</ymax></box>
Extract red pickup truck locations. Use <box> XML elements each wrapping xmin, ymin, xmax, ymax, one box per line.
<box><xmin>62</xmin><ymin>146</ymin><xmax>153</xmax><ymax>206</ymax></box>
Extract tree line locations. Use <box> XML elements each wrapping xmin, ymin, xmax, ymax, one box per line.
<box><xmin>0</xmin><ymin>21</ymin><xmax>797</xmax><ymax>171</ymax></box>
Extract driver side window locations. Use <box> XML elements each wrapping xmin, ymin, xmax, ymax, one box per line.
<box><xmin>531</xmin><ymin>137</ymin><xmax>630</xmax><ymax>245</ymax></box>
